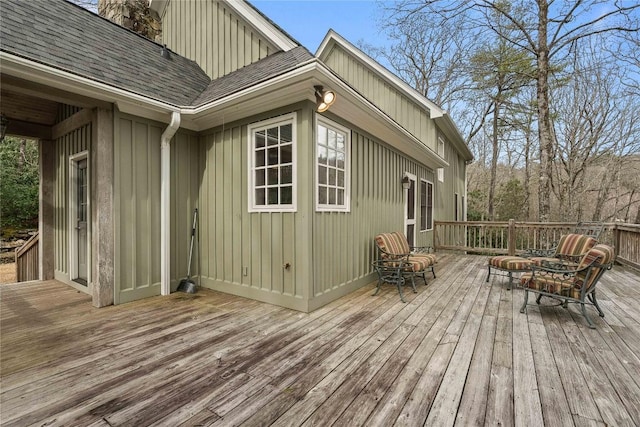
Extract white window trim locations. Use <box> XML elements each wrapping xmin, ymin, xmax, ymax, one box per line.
<box><xmin>420</xmin><ymin>178</ymin><xmax>434</xmax><ymax>232</ymax></box>
<box><xmin>315</xmin><ymin>114</ymin><xmax>351</xmax><ymax>212</ymax></box>
<box><xmin>247</xmin><ymin>113</ymin><xmax>297</xmax><ymax>213</ymax></box>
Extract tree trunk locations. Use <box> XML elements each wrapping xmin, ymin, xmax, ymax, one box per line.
<box><xmin>488</xmin><ymin>101</ymin><xmax>499</xmax><ymax>220</ymax></box>
<box><xmin>536</xmin><ymin>0</ymin><xmax>552</xmax><ymax>222</ymax></box>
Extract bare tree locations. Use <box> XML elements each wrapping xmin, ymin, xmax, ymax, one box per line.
<box><xmin>380</xmin><ymin>0</ymin><xmax>640</xmax><ymax>221</ymax></box>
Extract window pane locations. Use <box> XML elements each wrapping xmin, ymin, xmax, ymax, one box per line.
<box><xmin>267</xmin><ymin>167</ymin><xmax>278</xmax><ymax>185</ymax></box>
<box><xmin>318</xmin><ymin>125</ymin><xmax>327</xmax><ymax>145</ymax></box>
<box><xmin>318</xmin><ymin>165</ymin><xmax>327</xmax><ymax>185</ymax></box>
<box><xmin>328</xmin><ymin>168</ymin><xmax>336</xmax><ymax>185</ymax></box>
<box><xmin>281</xmin><ymin>165</ymin><xmax>292</xmax><ymax>184</ymax></box>
<box><xmin>337</xmin><ymin>189</ymin><xmax>344</xmax><ymax>205</ymax></box>
<box><xmin>267</xmin><ymin>147</ymin><xmax>278</xmax><ymax>165</ymax></box>
<box><xmin>255</xmin><ymin>130</ymin><xmax>266</xmax><ymax>148</ymax></box>
<box><xmin>256</xmin><ymin>149</ymin><xmax>265</xmax><ymax>167</ymax></box>
<box><xmin>328</xmin><ymin>149</ymin><xmax>336</xmax><ymax>167</ymax></box>
<box><xmin>318</xmin><ymin>187</ymin><xmax>327</xmax><ymax>204</ymax></box>
<box><xmin>268</xmin><ymin>187</ymin><xmax>278</xmax><ymax>204</ymax></box>
<box><xmin>255</xmin><ymin>169</ymin><xmax>265</xmax><ymax>186</ymax></box>
<box><xmin>337</xmin><ymin>133</ymin><xmax>345</xmax><ymax>150</ymax></box>
<box><xmin>281</xmin><ymin>186</ymin><xmax>292</xmax><ymax>204</ymax></box>
<box><xmin>280</xmin><ymin>124</ymin><xmax>292</xmax><ymax>142</ymax></box>
<box><xmin>281</xmin><ymin>144</ymin><xmax>292</xmax><ymax>164</ymax></box>
<box><xmin>328</xmin><ymin>188</ymin><xmax>336</xmax><ymax>204</ymax></box>
<box><xmin>328</xmin><ymin>130</ymin><xmax>336</xmax><ymax>148</ymax></box>
<box><xmin>267</xmin><ymin>127</ymin><xmax>278</xmax><ymax>145</ymax></box>
<box><xmin>336</xmin><ymin>152</ymin><xmax>345</xmax><ymax>169</ymax></box>
<box><xmin>255</xmin><ymin>188</ymin><xmax>265</xmax><ymax>205</ymax></box>
<box><xmin>318</xmin><ymin>146</ymin><xmax>327</xmax><ymax>164</ymax></box>
<box><xmin>337</xmin><ymin>170</ymin><xmax>344</xmax><ymax>187</ymax></box>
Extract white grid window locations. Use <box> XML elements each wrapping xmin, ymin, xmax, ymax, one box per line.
<box><xmin>248</xmin><ymin>113</ymin><xmax>296</xmax><ymax>212</ymax></box>
<box><xmin>316</xmin><ymin>116</ymin><xmax>350</xmax><ymax>212</ymax></box>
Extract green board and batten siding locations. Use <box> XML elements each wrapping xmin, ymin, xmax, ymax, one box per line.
<box><xmin>160</xmin><ymin>0</ymin><xmax>277</xmax><ymax>80</ymax></box>
<box><xmin>114</xmin><ymin>114</ymin><xmax>199</xmax><ymax>304</ymax></box>
<box><xmin>322</xmin><ymin>44</ymin><xmax>437</xmax><ymax>152</ymax></box>
<box><xmin>54</xmin><ymin>124</ymin><xmax>91</xmax><ymax>282</ymax></box>
<box><xmin>196</xmin><ymin>103</ymin><xmax>436</xmax><ymax>311</ymax></box>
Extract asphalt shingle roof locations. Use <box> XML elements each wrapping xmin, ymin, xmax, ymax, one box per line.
<box><xmin>0</xmin><ymin>0</ymin><xmax>315</xmax><ymax>109</ymax></box>
<box><xmin>0</xmin><ymin>0</ymin><xmax>211</xmax><ymax>106</ymax></box>
<box><xmin>192</xmin><ymin>46</ymin><xmax>314</xmax><ymax>106</ymax></box>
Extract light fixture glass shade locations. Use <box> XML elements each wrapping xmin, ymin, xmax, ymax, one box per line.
<box><xmin>402</xmin><ymin>176</ymin><xmax>411</xmax><ymax>190</ymax></box>
<box><xmin>314</xmin><ymin>86</ymin><xmax>336</xmax><ymax>112</ymax></box>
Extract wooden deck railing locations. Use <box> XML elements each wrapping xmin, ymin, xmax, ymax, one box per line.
<box><xmin>434</xmin><ymin>220</ymin><xmax>640</xmax><ymax>270</ymax></box>
<box><xmin>16</xmin><ymin>232</ymin><xmax>39</xmax><ymax>282</ymax></box>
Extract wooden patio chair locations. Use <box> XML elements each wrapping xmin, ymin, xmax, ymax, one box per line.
<box><xmin>519</xmin><ymin>243</ymin><xmax>615</xmax><ymax>329</ymax></box>
<box><xmin>374</xmin><ymin>232</ymin><xmax>436</xmax><ymax>288</ymax></box>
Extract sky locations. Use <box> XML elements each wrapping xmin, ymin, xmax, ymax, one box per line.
<box><xmin>249</xmin><ymin>0</ymin><xmax>389</xmax><ymax>54</ymax></box>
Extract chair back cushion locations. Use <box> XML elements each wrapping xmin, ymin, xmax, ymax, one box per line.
<box><xmin>556</xmin><ymin>233</ymin><xmax>597</xmax><ymax>257</ymax></box>
<box><xmin>375</xmin><ymin>232</ymin><xmax>410</xmax><ymax>258</ymax></box>
<box><xmin>576</xmin><ymin>244</ymin><xmax>615</xmax><ymax>290</ymax></box>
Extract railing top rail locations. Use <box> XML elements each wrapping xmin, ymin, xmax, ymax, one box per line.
<box><xmin>16</xmin><ymin>232</ymin><xmax>39</xmax><ymax>258</ymax></box>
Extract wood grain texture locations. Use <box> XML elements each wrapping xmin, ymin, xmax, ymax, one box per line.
<box><xmin>1</xmin><ymin>254</ymin><xmax>639</xmax><ymax>426</ymax></box>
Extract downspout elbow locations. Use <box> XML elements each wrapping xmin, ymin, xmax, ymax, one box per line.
<box><xmin>161</xmin><ymin>111</ymin><xmax>181</xmax><ymax>145</ymax></box>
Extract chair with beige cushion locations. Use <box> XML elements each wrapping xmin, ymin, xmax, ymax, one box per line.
<box><xmin>374</xmin><ymin>232</ymin><xmax>437</xmax><ymax>288</ymax></box>
<box><xmin>520</xmin><ymin>243</ymin><xmax>615</xmax><ymax>329</ymax></box>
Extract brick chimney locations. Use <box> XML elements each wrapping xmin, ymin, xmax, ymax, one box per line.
<box><xmin>98</xmin><ymin>0</ymin><xmax>162</xmax><ymax>42</ymax></box>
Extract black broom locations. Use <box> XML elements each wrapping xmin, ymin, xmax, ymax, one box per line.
<box><xmin>177</xmin><ymin>208</ymin><xmax>198</xmax><ymax>293</ymax></box>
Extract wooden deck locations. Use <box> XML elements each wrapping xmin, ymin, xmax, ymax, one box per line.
<box><xmin>2</xmin><ymin>254</ymin><xmax>640</xmax><ymax>426</ymax></box>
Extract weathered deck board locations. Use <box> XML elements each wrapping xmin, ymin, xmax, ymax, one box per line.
<box><xmin>2</xmin><ymin>254</ymin><xmax>640</xmax><ymax>426</ymax></box>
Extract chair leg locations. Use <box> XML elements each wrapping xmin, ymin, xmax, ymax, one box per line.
<box><xmin>486</xmin><ymin>266</ymin><xmax>491</xmax><ymax>282</ymax></box>
<box><xmin>588</xmin><ymin>292</ymin><xmax>605</xmax><ymax>317</ymax></box>
<box><xmin>431</xmin><ymin>266</ymin><xmax>436</xmax><ymax>279</ymax></box>
<box><xmin>397</xmin><ymin>278</ymin><xmax>406</xmax><ymax>303</ymax></box>
<box><xmin>520</xmin><ymin>289</ymin><xmax>529</xmax><ymax>313</ymax></box>
<box><xmin>507</xmin><ymin>272</ymin><xmax>513</xmax><ymax>291</ymax></box>
<box><xmin>411</xmin><ymin>275</ymin><xmax>418</xmax><ymax>293</ymax></box>
<box><xmin>581</xmin><ymin>303</ymin><xmax>596</xmax><ymax>329</ymax></box>
<box><xmin>373</xmin><ymin>279</ymin><xmax>382</xmax><ymax>296</ymax></box>
<box><xmin>536</xmin><ymin>294</ymin><xmax>543</xmax><ymax>304</ymax></box>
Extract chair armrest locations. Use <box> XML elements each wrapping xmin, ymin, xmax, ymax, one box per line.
<box><xmin>520</xmin><ymin>247</ymin><xmax>556</xmax><ymax>258</ymax></box>
<box><xmin>377</xmin><ymin>247</ymin><xmax>411</xmax><ymax>261</ymax></box>
<box><xmin>409</xmin><ymin>246</ymin><xmax>434</xmax><ymax>254</ymax></box>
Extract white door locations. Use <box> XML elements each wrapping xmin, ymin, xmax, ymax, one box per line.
<box><xmin>404</xmin><ymin>173</ymin><xmax>417</xmax><ymax>247</ymax></box>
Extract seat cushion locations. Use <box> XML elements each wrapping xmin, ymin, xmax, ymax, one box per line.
<box><xmin>489</xmin><ymin>256</ymin><xmax>533</xmax><ymax>271</ymax></box>
<box><xmin>556</xmin><ymin>234</ymin><xmax>597</xmax><ymax>257</ymax></box>
<box><xmin>520</xmin><ymin>272</ymin><xmax>582</xmax><ymax>299</ymax></box>
<box><xmin>406</xmin><ymin>254</ymin><xmax>437</xmax><ymax>272</ymax></box>
<box><xmin>375</xmin><ymin>232</ymin><xmax>410</xmax><ymax>257</ymax></box>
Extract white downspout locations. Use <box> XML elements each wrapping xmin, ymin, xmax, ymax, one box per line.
<box><xmin>160</xmin><ymin>111</ymin><xmax>181</xmax><ymax>295</ymax></box>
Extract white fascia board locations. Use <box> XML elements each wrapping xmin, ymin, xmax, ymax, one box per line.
<box><xmin>435</xmin><ymin>115</ymin><xmax>474</xmax><ymax>161</ymax></box>
<box><xmin>0</xmin><ymin>52</ymin><xmax>180</xmax><ymax>119</ymax></box>
<box><xmin>225</xmin><ymin>1</ymin><xmax>298</xmax><ymax>51</ymax></box>
<box><xmin>316</xmin><ymin>30</ymin><xmax>445</xmax><ymax>118</ymax></box>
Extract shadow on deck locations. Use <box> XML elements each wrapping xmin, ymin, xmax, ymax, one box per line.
<box><xmin>1</xmin><ymin>254</ymin><xmax>639</xmax><ymax>426</ymax></box>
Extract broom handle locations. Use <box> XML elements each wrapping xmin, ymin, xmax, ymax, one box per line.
<box><xmin>186</xmin><ymin>208</ymin><xmax>198</xmax><ymax>278</ymax></box>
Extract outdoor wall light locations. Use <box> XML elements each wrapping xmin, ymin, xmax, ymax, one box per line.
<box><xmin>402</xmin><ymin>175</ymin><xmax>411</xmax><ymax>190</ymax></box>
<box><xmin>0</xmin><ymin>114</ymin><xmax>8</xmax><ymax>142</ymax></box>
<box><xmin>315</xmin><ymin>85</ymin><xmax>336</xmax><ymax>112</ymax></box>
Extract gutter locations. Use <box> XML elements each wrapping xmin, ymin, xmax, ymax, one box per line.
<box><xmin>160</xmin><ymin>111</ymin><xmax>181</xmax><ymax>296</ymax></box>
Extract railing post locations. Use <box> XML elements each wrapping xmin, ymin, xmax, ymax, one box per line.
<box><xmin>508</xmin><ymin>219</ymin><xmax>516</xmax><ymax>256</ymax></box>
